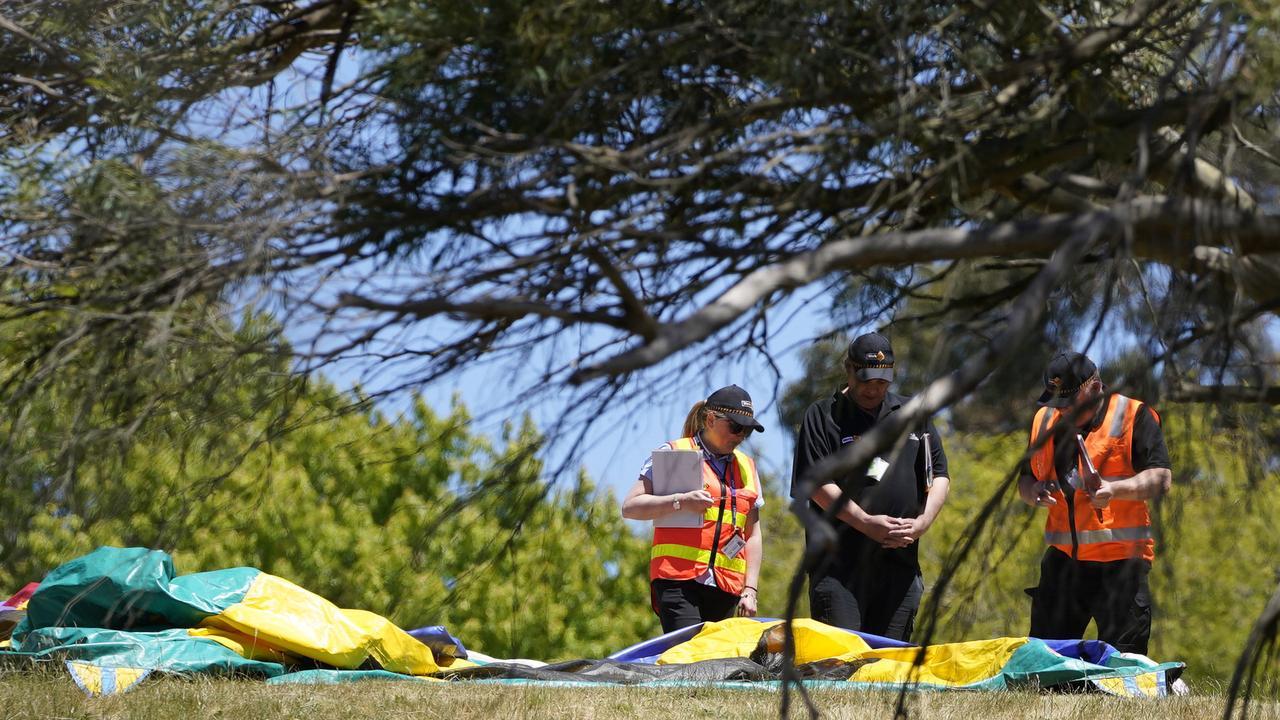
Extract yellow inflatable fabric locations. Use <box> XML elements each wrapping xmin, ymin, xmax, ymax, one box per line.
<box><xmin>188</xmin><ymin>626</ymin><xmax>301</xmax><ymax>665</ymax></box>
<box><xmin>848</xmin><ymin>637</ymin><xmax>1030</xmax><ymax>687</ymax></box>
<box><xmin>657</xmin><ymin>620</ymin><xmax>1034</xmax><ymax>688</ymax></box>
<box><xmin>1092</xmin><ymin>671</ymin><xmax>1165</xmax><ymax>697</ymax></box>
<box><xmin>197</xmin><ymin>573</ymin><xmax>438</xmax><ymax>675</ymax></box>
<box><xmin>66</xmin><ymin>661</ymin><xmax>151</xmax><ymax>697</ymax></box>
<box><xmin>656</xmin><ymin>618</ymin><xmax>872</xmax><ymax>666</ymax></box>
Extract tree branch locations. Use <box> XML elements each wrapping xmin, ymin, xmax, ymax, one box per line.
<box><xmin>571</xmin><ymin>196</ymin><xmax>1280</xmax><ymax>382</ymax></box>
<box><xmin>1166</xmin><ymin>383</ymin><xmax>1280</xmax><ymax>404</ymax></box>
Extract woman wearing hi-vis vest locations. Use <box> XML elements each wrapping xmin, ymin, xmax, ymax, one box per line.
<box><xmin>622</xmin><ymin>385</ymin><xmax>766</xmax><ymax>634</ymax></box>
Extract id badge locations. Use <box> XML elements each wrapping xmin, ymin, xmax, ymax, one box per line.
<box><xmin>867</xmin><ymin>456</ymin><xmax>890</xmax><ymax>483</ymax></box>
<box><xmin>722</xmin><ymin>533</ymin><xmax>747</xmax><ymax>559</ymax></box>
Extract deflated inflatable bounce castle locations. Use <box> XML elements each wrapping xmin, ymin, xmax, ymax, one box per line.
<box><xmin>0</xmin><ymin>547</ymin><xmax>1184</xmax><ymax>697</ymax></box>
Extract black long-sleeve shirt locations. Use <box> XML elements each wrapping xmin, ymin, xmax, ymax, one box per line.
<box><xmin>790</xmin><ymin>390</ymin><xmax>949</xmax><ymax>570</ymax></box>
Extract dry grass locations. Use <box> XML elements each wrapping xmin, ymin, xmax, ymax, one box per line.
<box><xmin>1</xmin><ymin>667</ymin><xmax>1277</xmax><ymax>720</ymax></box>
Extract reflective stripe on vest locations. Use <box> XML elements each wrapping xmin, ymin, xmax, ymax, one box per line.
<box><xmin>1044</xmin><ymin>526</ymin><xmax>1154</xmax><ymax>545</ymax></box>
<box><xmin>704</xmin><ymin>505</ymin><xmax>748</xmax><ymax>530</ymax></box>
<box><xmin>1109</xmin><ymin>396</ymin><xmax>1130</xmax><ymax>437</ymax></box>
<box><xmin>649</xmin><ymin>543</ymin><xmax>748</xmax><ymax>574</ymax></box>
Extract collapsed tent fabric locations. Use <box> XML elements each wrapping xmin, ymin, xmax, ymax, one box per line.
<box><xmin>650</xmin><ymin>618</ymin><xmax>1184</xmax><ymax>693</ymax></box>
<box><xmin>5</xmin><ymin>546</ymin><xmax>445</xmax><ymax>683</ymax></box>
<box><xmin>455</xmin><ymin>618</ymin><xmax>1182</xmax><ymax>693</ymax></box>
<box><xmin>435</xmin><ymin>618</ymin><xmax>1182</xmax><ymax>695</ymax></box>
<box><xmin>607</xmin><ymin>616</ymin><xmax>910</xmax><ymax>665</ymax></box>
<box><xmin>0</xmin><ymin>547</ymin><xmax>1185</xmax><ymax>698</ymax></box>
<box><xmin>15</xmin><ymin>626</ymin><xmax>287</xmax><ymax>677</ymax></box>
<box><xmin>407</xmin><ymin>625</ymin><xmax>469</xmax><ymax>660</ymax></box>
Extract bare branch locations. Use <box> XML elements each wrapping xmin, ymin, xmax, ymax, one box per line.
<box><xmin>1166</xmin><ymin>383</ymin><xmax>1280</xmax><ymax>404</ymax></box>
<box><xmin>572</xmin><ymin>197</ymin><xmax>1280</xmax><ymax>382</ymax></box>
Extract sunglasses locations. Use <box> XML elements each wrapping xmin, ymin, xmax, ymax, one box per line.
<box><xmin>713</xmin><ymin>413</ymin><xmax>753</xmax><ymax>436</ymax></box>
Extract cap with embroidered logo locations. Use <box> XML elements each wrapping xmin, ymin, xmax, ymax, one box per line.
<box><xmin>847</xmin><ymin>332</ymin><xmax>895</xmax><ymax>381</ymax></box>
<box><xmin>705</xmin><ymin>384</ymin><xmax>765</xmax><ymax>433</ymax></box>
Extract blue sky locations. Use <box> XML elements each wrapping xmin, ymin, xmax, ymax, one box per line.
<box><xmin>293</xmin><ymin>288</ymin><xmax>839</xmax><ymax>500</ymax></box>
<box><xmin>243</xmin><ymin>51</ymin><xmax>849</xmax><ymax>499</ymax></box>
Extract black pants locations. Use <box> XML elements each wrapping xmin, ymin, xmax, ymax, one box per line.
<box><xmin>650</xmin><ymin>578</ymin><xmax>741</xmax><ymax>634</ymax></box>
<box><xmin>1028</xmin><ymin>547</ymin><xmax>1153</xmax><ymax>655</ymax></box>
<box><xmin>809</xmin><ymin>560</ymin><xmax>923</xmax><ymax>641</ymax></box>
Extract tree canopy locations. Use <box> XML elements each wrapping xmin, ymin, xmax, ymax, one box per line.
<box><xmin>4</xmin><ymin>2</ymin><xmax>1278</xmax><ymax>410</ymax></box>
<box><xmin>4</xmin><ymin>0</ymin><xmax>1280</xmax><ymax>700</ymax></box>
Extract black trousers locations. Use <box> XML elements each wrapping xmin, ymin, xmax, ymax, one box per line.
<box><xmin>1028</xmin><ymin>546</ymin><xmax>1153</xmax><ymax>655</ymax></box>
<box><xmin>809</xmin><ymin>559</ymin><xmax>923</xmax><ymax>641</ymax></box>
<box><xmin>650</xmin><ymin>578</ymin><xmax>740</xmax><ymax>634</ymax></box>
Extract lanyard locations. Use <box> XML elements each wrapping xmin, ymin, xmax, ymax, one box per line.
<box><xmin>696</xmin><ymin>434</ymin><xmax>740</xmax><ymax>531</ymax></box>
<box><xmin>721</xmin><ymin>461</ymin><xmax>739</xmax><ymax>533</ymax></box>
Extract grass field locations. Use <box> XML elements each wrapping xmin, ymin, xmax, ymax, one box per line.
<box><xmin>3</xmin><ymin>669</ymin><xmax>1278</xmax><ymax>720</ymax></box>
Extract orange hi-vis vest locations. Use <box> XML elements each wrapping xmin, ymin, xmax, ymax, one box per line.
<box><xmin>649</xmin><ymin>436</ymin><xmax>760</xmax><ymax>595</ymax></box>
<box><xmin>1029</xmin><ymin>394</ymin><xmax>1157</xmax><ymax>563</ymax></box>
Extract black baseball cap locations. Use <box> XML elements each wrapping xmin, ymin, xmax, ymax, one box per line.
<box><xmin>705</xmin><ymin>385</ymin><xmax>766</xmax><ymax>433</ymax></box>
<box><xmin>1037</xmin><ymin>351</ymin><xmax>1099</xmax><ymax>408</ymax></box>
<box><xmin>847</xmin><ymin>332</ymin><xmax>895</xmax><ymax>381</ymax></box>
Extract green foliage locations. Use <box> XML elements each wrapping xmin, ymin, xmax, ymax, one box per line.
<box><xmin>0</xmin><ymin>309</ymin><xmax>653</xmax><ymax>661</ymax></box>
<box><xmin>914</xmin><ymin>432</ymin><xmax>1045</xmax><ymax>643</ymax></box>
<box><xmin>756</xmin><ymin>468</ymin><xmax>808</xmax><ymax>619</ymax></box>
<box><xmin>1151</xmin><ymin>407</ymin><xmax>1280</xmax><ymax>682</ymax></box>
<box><xmin>777</xmin><ymin>337</ymin><xmax>849</xmax><ymax>441</ymax></box>
<box><xmin>0</xmin><ymin>300</ymin><xmax>296</xmax><ymax>578</ymax></box>
<box><xmin>1</xmin><ymin>0</ymin><xmax>1278</xmax><ymax>689</ymax></box>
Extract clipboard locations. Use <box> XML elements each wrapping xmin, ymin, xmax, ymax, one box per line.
<box><xmin>650</xmin><ymin>448</ymin><xmax>704</xmax><ymax>528</ymax></box>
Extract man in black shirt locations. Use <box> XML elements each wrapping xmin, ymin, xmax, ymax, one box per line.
<box><xmin>789</xmin><ymin>332</ymin><xmax>951</xmax><ymax>640</ymax></box>
<box><xmin>1017</xmin><ymin>351</ymin><xmax>1171</xmax><ymax>654</ymax></box>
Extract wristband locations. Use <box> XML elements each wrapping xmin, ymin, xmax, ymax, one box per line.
<box><xmin>743</xmin><ymin>586</ymin><xmax>757</xmax><ymax>593</ymax></box>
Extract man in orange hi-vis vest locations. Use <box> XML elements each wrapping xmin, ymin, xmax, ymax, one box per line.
<box><xmin>1018</xmin><ymin>351</ymin><xmax>1172</xmax><ymax>655</ymax></box>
